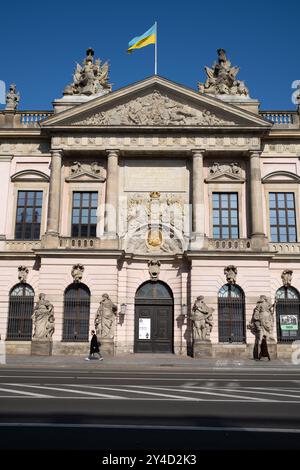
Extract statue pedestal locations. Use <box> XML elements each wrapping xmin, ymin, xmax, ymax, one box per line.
<box><xmin>193</xmin><ymin>340</ymin><xmax>212</xmax><ymax>358</ymax></box>
<box><xmin>267</xmin><ymin>342</ymin><xmax>277</xmax><ymax>359</ymax></box>
<box><xmin>99</xmin><ymin>338</ymin><xmax>114</xmax><ymax>356</ymax></box>
<box><xmin>31</xmin><ymin>340</ymin><xmax>52</xmax><ymax>356</ymax></box>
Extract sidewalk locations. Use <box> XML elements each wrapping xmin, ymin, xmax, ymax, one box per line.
<box><xmin>1</xmin><ymin>354</ymin><xmax>298</xmax><ymax>370</ymax></box>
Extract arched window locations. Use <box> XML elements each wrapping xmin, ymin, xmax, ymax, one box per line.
<box><xmin>218</xmin><ymin>284</ymin><xmax>245</xmax><ymax>343</ymax></box>
<box><xmin>276</xmin><ymin>286</ymin><xmax>300</xmax><ymax>342</ymax></box>
<box><xmin>62</xmin><ymin>283</ymin><xmax>90</xmax><ymax>342</ymax></box>
<box><xmin>7</xmin><ymin>283</ymin><xmax>34</xmax><ymax>340</ymax></box>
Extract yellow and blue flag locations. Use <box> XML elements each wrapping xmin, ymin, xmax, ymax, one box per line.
<box><xmin>127</xmin><ymin>24</ymin><xmax>156</xmax><ymax>53</ymax></box>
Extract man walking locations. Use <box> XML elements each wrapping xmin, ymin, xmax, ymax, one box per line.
<box><xmin>85</xmin><ymin>330</ymin><xmax>103</xmax><ymax>361</ymax></box>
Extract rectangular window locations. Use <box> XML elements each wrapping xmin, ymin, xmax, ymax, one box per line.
<box><xmin>269</xmin><ymin>192</ymin><xmax>297</xmax><ymax>242</ymax></box>
<box><xmin>71</xmin><ymin>192</ymin><xmax>98</xmax><ymax>237</ymax></box>
<box><xmin>213</xmin><ymin>192</ymin><xmax>239</xmax><ymax>239</ymax></box>
<box><xmin>15</xmin><ymin>190</ymin><xmax>42</xmax><ymax>240</ymax></box>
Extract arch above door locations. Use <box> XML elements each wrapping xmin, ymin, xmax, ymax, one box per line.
<box><xmin>134</xmin><ymin>281</ymin><xmax>174</xmax><ymax>353</ymax></box>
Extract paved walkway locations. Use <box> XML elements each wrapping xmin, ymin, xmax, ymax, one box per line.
<box><xmin>0</xmin><ymin>353</ymin><xmax>298</xmax><ymax>369</ymax></box>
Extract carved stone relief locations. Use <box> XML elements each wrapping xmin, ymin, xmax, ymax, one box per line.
<box><xmin>71</xmin><ymin>264</ymin><xmax>84</xmax><ymax>283</ymax></box>
<box><xmin>281</xmin><ymin>269</ymin><xmax>293</xmax><ymax>287</ymax></box>
<box><xmin>72</xmin><ymin>90</ymin><xmax>236</xmax><ymax>126</ymax></box>
<box><xmin>18</xmin><ymin>266</ymin><xmax>29</xmax><ymax>283</ymax></box>
<box><xmin>123</xmin><ymin>191</ymin><xmax>186</xmax><ymax>254</ymax></box>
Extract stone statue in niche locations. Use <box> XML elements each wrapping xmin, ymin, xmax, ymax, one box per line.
<box><xmin>190</xmin><ymin>296</ymin><xmax>214</xmax><ymax>341</ymax></box>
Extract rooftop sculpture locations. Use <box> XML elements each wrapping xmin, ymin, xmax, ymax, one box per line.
<box><xmin>198</xmin><ymin>49</ymin><xmax>249</xmax><ymax>97</ymax></box>
<box><xmin>63</xmin><ymin>48</ymin><xmax>111</xmax><ymax>97</ymax></box>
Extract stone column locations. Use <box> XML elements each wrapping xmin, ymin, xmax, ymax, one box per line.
<box><xmin>43</xmin><ymin>149</ymin><xmax>62</xmax><ymax>247</ymax></box>
<box><xmin>249</xmin><ymin>151</ymin><xmax>267</xmax><ymax>250</ymax></box>
<box><xmin>191</xmin><ymin>150</ymin><xmax>206</xmax><ymax>247</ymax></box>
<box><xmin>0</xmin><ymin>155</ymin><xmax>12</xmax><ymax>243</ymax></box>
<box><xmin>105</xmin><ymin>149</ymin><xmax>119</xmax><ymax>237</ymax></box>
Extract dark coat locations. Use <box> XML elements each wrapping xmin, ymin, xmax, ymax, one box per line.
<box><xmin>259</xmin><ymin>337</ymin><xmax>270</xmax><ymax>358</ymax></box>
<box><xmin>90</xmin><ymin>334</ymin><xmax>100</xmax><ymax>354</ymax></box>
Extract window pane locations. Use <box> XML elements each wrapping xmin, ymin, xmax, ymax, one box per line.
<box><xmin>71</xmin><ymin>192</ymin><xmax>98</xmax><ymax>238</ymax></box>
<box><xmin>15</xmin><ymin>191</ymin><xmax>42</xmax><ymax>240</ymax></box>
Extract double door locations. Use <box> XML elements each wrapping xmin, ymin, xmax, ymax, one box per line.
<box><xmin>134</xmin><ymin>303</ymin><xmax>173</xmax><ymax>353</ymax></box>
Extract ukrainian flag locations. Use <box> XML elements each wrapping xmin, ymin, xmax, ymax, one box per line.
<box><xmin>127</xmin><ymin>24</ymin><xmax>156</xmax><ymax>53</ymax></box>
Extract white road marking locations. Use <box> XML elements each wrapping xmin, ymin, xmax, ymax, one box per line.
<box><xmin>0</xmin><ymin>386</ymin><xmax>51</xmax><ymax>398</ymax></box>
<box><xmin>125</xmin><ymin>385</ymin><xmax>272</xmax><ymax>402</ymax></box>
<box><xmin>3</xmin><ymin>383</ymin><xmax>128</xmax><ymax>400</ymax></box>
<box><xmin>51</xmin><ymin>384</ymin><xmax>201</xmax><ymax>401</ymax></box>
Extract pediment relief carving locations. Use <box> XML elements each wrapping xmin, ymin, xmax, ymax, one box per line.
<box><xmin>205</xmin><ymin>162</ymin><xmax>245</xmax><ymax>183</ymax></box>
<box><xmin>65</xmin><ymin>161</ymin><xmax>106</xmax><ymax>182</ymax></box>
<box><xmin>70</xmin><ymin>90</ymin><xmax>237</xmax><ymax>127</ymax></box>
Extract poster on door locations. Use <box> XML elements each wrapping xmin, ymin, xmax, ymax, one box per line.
<box><xmin>139</xmin><ymin>318</ymin><xmax>151</xmax><ymax>339</ymax></box>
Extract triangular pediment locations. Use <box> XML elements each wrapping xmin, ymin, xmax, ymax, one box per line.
<box><xmin>66</xmin><ymin>170</ymin><xmax>106</xmax><ymax>182</ymax></box>
<box><xmin>206</xmin><ymin>172</ymin><xmax>245</xmax><ymax>183</ymax></box>
<box><xmin>42</xmin><ymin>76</ymin><xmax>271</xmax><ymax>129</ymax></box>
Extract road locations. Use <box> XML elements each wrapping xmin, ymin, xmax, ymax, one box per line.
<box><xmin>0</xmin><ymin>364</ymin><xmax>300</xmax><ymax>451</ymax></box>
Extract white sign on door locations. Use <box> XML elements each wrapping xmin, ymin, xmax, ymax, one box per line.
<box><xmin>139</xmin><ymin>318</ymin><xmax>151</xmax><ymax>339</ymax></box>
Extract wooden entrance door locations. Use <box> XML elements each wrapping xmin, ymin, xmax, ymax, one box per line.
<box><xmin>134</xmin><ymin>281</ymin><xmax>173</xmax><ymax>353</ymax></box>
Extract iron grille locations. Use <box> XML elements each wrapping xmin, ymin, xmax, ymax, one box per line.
<box><xmin>62</xmin><ymin>283</ymin><xmax>90</xmax><ymax>341</ymax></box>
<box><xmin>276</xmin><ymin>287</ymin><xmax>300</xmax><ymax>342</ymax></box>
<box><xmin>218</xmin><ymin>284</ymin><xmax>246</xmax><ymax>343</ymax></box>
<box><xmin>7</xmin><ymin>283</ymin><xmax>34</xmax><ymax>340</ymax></box>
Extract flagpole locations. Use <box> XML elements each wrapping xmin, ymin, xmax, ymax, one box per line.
<box><xmin>154</xmin><ymin>21</ymin><xmax>157</xmax><ymax>75</ymax></box>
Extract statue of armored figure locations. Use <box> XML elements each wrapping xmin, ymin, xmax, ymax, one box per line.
<box><xmin>63</xmin><ymin>48</ymin><xmax>111</xmax><ymax>96</ymax></box>
<box><xmin>224</xmin><ymin>265</ymin><xmax>237</xmax><ymax>285</ymax></box>
<box><xmin>71</xmin><ymin>264</ymin><xmax>84</xmax><ymax>283</ymax></box>
<box><xmin>95</xmin><ymin>294</ymin><xmax>118</xmax><ymax>338</ymax></box>
<box><xmin>5</xmin><ymin>84</ymin><xmax>20</xmax><ymax>110</ymax></box>
<box><xmin>190</xmin><ymin>296</ymin><xmax>214</xmax><ymax>341</ymax></box>
<box><xmin>31</xmin><ymin>293</ymin><xmax>55</xmax><ymax>340</ymax></box>
<box><xmin>18</xmin><ymin>266</ymin><xmax>29</xmax><ymax>283</ymax></box>
<box><xmin>248</xmin><ymin>295</ymin><xmax>275</xmax><ymax>345</ymax></box>
<box><xmin>197</xmin><ymin>49</ymin><xmax>249</xmax><ymax>97</ymax></box>
<box><xmin>281</xmin><ymin>269</ymin><xmax>293</xmax><ymax>287</ymax></box>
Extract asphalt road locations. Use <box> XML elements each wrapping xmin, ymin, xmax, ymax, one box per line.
<box><xmin>0</xmin><ymin>365</ymin><xmax>300</xmax><ymax>451</ymax></box>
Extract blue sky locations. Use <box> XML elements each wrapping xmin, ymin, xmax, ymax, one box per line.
<box><xmin>0</xmin><ymin>0</ymin><xmax>299</xmax><ymax>110</ymax></box>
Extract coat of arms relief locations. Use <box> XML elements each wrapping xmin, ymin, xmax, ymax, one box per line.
<box><xmin>121</xmin><ymin>191</ymin><xmax>187</xmax><ymax>254</ymax></box>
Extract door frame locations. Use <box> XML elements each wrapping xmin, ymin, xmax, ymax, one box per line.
<box><xmin>134</xmin><ymin>281</ymin><xmax>174</xmax><ymax>353</ymax></box>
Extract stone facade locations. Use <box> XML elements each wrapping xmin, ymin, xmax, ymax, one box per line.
<box><xmin>0</xmin><ymin>49</ymin><xmax>300</xmax><ymax>358</ymax></box>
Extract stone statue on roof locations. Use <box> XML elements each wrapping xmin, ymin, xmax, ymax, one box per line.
<box><xmin>63</xmin><ymin>48</ymin><xmax>112</xmax><ymax>96</ymax></box>
<box><xmin>5</xmin><ymin>84</ymin><xmax>20</xmax><ymax>110</ymax></box>
<box><xmin>197</xmin><ymin>49</ymin><xmax>249</xmax><ymax>97</ymax></box>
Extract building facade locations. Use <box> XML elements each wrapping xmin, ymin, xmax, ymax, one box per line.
<box><xmin>0</xmin><ymin>48</ymin><xmax>300</xmax><ymax>357</ymax></box>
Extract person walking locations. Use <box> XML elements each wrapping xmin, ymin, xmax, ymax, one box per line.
<box><xmin>259</xmin><ymin>335</ymin><xmax>271</xmax><ymax>361</ymax></box>
<box><xmin>85</xmin><ymin>330</ymin><xmax>103</xmax><ymax>361</ymax></box>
